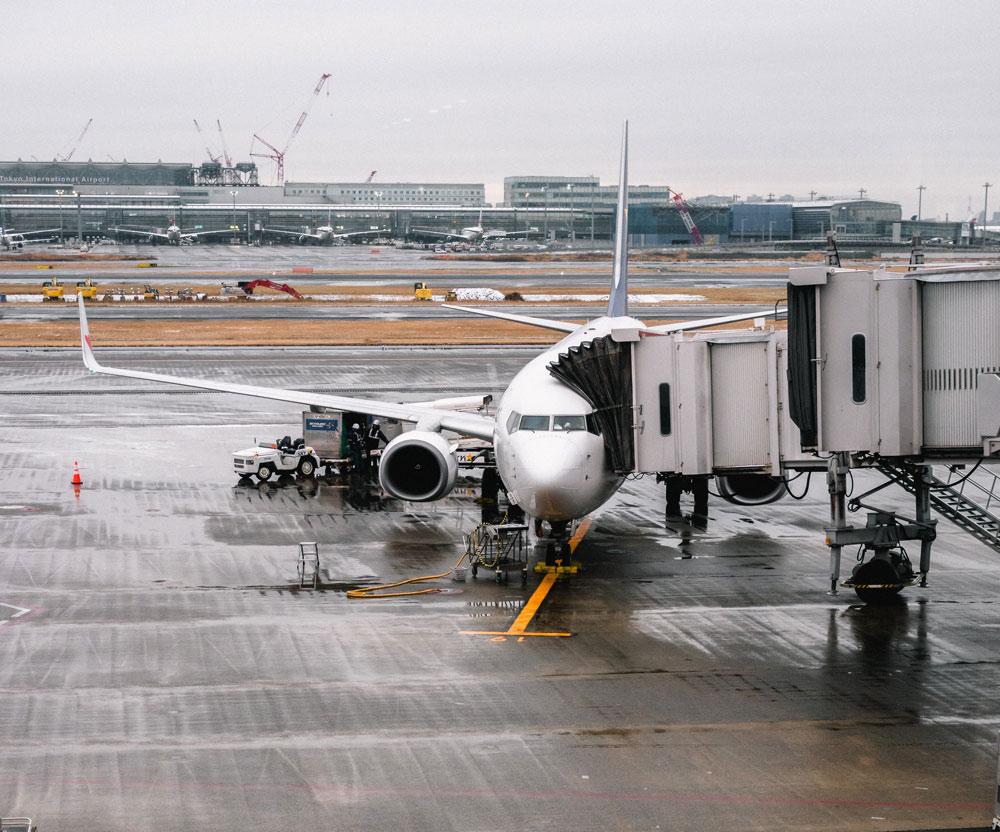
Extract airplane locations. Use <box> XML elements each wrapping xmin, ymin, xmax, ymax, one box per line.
<box><xmin>109</xmin><ymin>222</ymin><xmax>234</xmax><ymax>245</ymax></box>
<box><xmin>0</xmin><ymin>226</ymin><xmax>61</xmax><ymax>250</ymax></box>
<box><xmin>409</xmin><ymin>209</ymin><xmax>538</xmax><ymax>244</ymax></box>
<box><xmin>263</xmin><ymin>224</ymin><xmax>391</xmax><ymax>245</ymax></box>
<box><xmin>76</xmin><ymin>122</ymin><xmax>782</xmax><ymax>560</ymax></box>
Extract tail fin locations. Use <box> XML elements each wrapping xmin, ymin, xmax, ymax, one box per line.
<box><xmin>607</xmin><ymin>120</ymin><xmax>629</xmax><ymax>317</ymax></box>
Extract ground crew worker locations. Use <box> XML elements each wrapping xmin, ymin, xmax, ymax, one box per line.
<box><xmin>347</xmin><ymin>422</ymin><xmax>365</xmax><ymax>472</ymax></box>
<box><xmin>365</xmin><ymin>419</ymin><xmax>389</xmax><ymax>469</ymax></box>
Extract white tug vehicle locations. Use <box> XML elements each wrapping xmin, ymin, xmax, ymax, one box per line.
<box><xmin>233</xmin><ymin>436</ymin><xmax>320</xmax><ymax>481</ymax></box>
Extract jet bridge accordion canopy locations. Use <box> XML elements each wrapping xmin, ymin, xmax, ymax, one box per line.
<box><xmin>547</xmin><ymin>335</ymin><xmax>635</xmax><ymax>474</ymax></box>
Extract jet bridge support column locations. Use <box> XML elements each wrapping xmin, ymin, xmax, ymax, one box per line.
<box><xmin>915</xmin><ymin>465</ymin><xmax>934</xmax><ymax>587</ymax></box>
<box><xmin>825</xmin><ymin>452</ymin><xmax>850</xmax><ymax>595</ymax></box>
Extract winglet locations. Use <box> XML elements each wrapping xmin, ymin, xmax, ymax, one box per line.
<box><xmin>607</xmin><ymin>120</ymin><xmax>629</xmax><ymax>318</ymax></box>
<box><xmin>78</xmin><ymin>295</ymin><xmax>100</xmax><ymax>372</ymax></box>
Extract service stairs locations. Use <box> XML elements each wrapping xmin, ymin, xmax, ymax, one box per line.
<box><xmin>876</xmin><ymin>461</ymin><xmax>1000</xmax><ymax>552</ymax></box>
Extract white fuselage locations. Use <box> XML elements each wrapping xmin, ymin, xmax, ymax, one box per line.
<box><xmin>314</xmin><ymin>226</ymin><xmax>334</xmax><ymax>243</ymax></box>
<box><xmin>165</xmin><ymin>225</ymin><xmax>182</xmax><ymax>244</ymax></box>
<box><xmin>493</xmin><ymin>315</ymin><xmax>641</xmax><ymax>522</ymax></box>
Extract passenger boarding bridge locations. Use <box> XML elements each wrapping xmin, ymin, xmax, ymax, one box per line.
<box><xmin>550</xmin><ymin>256</ymin><xmax>1000</xmax><ymax>601</ymax></box>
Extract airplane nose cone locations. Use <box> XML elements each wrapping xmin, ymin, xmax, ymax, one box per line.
<box><xmin>515</xmin><ymin>441</ymin><xmax>588</xmax><ymax>521</ymax></box>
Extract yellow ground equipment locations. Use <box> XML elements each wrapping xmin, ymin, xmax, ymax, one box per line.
<box><xmin>41</xmin><ymin>277</ymin><xmax>64</xmax><ymax>301</ymax></box>
<box><xmin>445</xmin><ymin>289</ymin><xmax>458</xmax><ymax>302</ymax></box>
<box><xmin>75</xmin><ymin>278</ymin><xmax>98</xmax><ymax>300</ymax></box>
<box><xmin>413</xmin><ymin>281</ymin><xmax>433</xmax><ymax>301</ymax></box>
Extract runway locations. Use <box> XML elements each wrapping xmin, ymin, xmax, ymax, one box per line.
<box><xmin>1</xmin><ymin>346</ymin><xmax>997</xmax><ymax>831</ymax></box>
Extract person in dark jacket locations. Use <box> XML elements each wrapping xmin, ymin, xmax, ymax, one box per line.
<box><xmin>347</xmin><ymin>422</ymin><xmax>366</xmax><ymax>472</ymax></box>
<box><xmin>365</xmin><ymin>419</ymin><xmax>389</xmax><ymax>469</ymax></box>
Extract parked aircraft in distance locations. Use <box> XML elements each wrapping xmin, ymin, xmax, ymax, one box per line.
<box><xmin>0</xmin><ymin>226</ymin><xmax>61</xmax><ymax>250</ymax></box>
<box><xmin>110</xmin><ymin>222</ymin><xmax>234</xmax><ymax>245</ymax></box>
<box><xmin>263</xmin><ymin>224</ymin><xmax>391</xmax><ymax>245</ymax></box>
<box><xmin>77</xmin><ymin>122</ymin><xmax>780</xmax><ymax>559</ymax></box>
<box><xmin>410</xmin><ymin>209</ymin><xmax>538</xmax><ymax>244</ymax></box>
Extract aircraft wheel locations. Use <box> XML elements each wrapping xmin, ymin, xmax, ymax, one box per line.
<box><xmin>256</xmin><ymin>463</ymin><xmax>276</xmax><ymax>482</ymax></box>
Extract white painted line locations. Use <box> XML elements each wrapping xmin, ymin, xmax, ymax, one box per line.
<box><xmin>0</xmin><ymin>602</ymin><xmax>31</xmax><ymax>622</ymax></box>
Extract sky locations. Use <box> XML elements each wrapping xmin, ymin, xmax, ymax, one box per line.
<box><xmin>3</xmin><ymin>0</ymin><xmax>998</xmax><ymax>219</ymax></box>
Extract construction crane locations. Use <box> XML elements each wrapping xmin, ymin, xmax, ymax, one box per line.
<box><xmin>251</xmin><ymin>72</ymin><xmax>331</xmax><ymax>185</ymax></box>
<box><xmin>193</xmin><ymin>119</ymin><xmax>221</xmax><ymax>164</ymax></box>
<box><xmin>57</xmin><ymin>117</ymin><xmax>93</xmax><ymax>162</ymax></box>
<box><xmin>216</xmin><ymin>120</ymin><xmax>233</xmax><ymax>168</ymax></box>
<box><xmin>365</xmin><ymin>170</ymin><xmax>377</xmax><ymax>183</ymax></box>
<box><xmin>671</xmin><ymin>190</ymin><xmax>704</xmax><ymax>245</ymax></box>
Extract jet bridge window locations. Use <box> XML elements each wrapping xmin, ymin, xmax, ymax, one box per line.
<box><xmin>851</xmin><ymin>334</ymin><xmax>866</xmax><ymax>403</ymax></box>
<box><xmin>519</xmin><ymin>415</ymin><xmax>551</xmax><ymax>431</ymax></box>
<box><xmin>658</xmin><ymin>383</ymin><xmax>672</xmax><ymax>435</ymax></box>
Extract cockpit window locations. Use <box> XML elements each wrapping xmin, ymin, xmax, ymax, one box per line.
<box><xmin>506</xmin><ymin>411</ymin><xmax>520</xmax><ymax>434</ymax></box>
<box><xmin>552</xmin><ymin>415</ymin><xmax>587</xmax><ymax>431</ymax></box>
<box><xmin>518</xmin><ymin>415</ymin><xmax>550</xmax><ymax>431</ymax></box>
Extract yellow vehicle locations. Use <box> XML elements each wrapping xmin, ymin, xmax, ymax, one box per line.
<box><xmin>444</xmin><ymin>289</ymin><xmax>458</xmax><ymax>302</ymax></box>
<box><xmin>413</xmin><ymin>281</ymin><xmax>433</xmax><ymax>301</ymax></box>
<box><xmin>42</xmin><ymin>277</ymin><xmax>64</xmax><ymax>301</ymax></box>
<box><xmin>75</xmin><ymin>278</ymin><xmax>99</xmax><ymax>300</ymax></box>
<box><xmin>142</xmin><ymin>284</ymin><xmax>160</xmax><ymax>301</ymax></box>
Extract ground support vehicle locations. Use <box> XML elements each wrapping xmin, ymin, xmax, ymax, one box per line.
<box><xmin>233</xmin><ymin>438</ymin><xmax>321</xmax><ymax>482</ymax></box>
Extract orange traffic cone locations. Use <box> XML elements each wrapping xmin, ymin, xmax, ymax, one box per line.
<box><xmin>71</xmin><ymin>461</ymin><xmax>82</xmax><ymax>486</ymax></box>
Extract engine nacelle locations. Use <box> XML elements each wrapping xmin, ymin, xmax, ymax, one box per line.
<box><xmin>715</xmin><ymin>473</ymin><xmax>786</xmax><ymax>506</ymax></box>
<box><xmin>378</xmin><ymin>430</ymin><xmax>457</xmax><ymax>502</ymax></box>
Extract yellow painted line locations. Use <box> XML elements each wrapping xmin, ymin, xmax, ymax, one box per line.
<box><xmin>462</xmin><ymin>515</ymin><xmax>593</xmax><ymax>641</ymax></box>
<box><xmin>508</xmin><ymin>571</ymin><xmax>559</xmax><ymax>634</ymax></box>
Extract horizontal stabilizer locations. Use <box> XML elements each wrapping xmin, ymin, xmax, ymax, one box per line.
<box><xmin>441</xmin><ymin>304</ymin><xmax>579</xmax><ymax>333</ymax></box>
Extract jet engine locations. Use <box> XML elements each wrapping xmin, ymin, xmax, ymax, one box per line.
<box><xmin>715</xmin><ymin>473</ymin><xmax>786</xmax><ymax>506</ymax></box>
<box><xmin>378</xmin><ymin>430</ymin><xmax>457</xmax><ymax>502</ymax></box>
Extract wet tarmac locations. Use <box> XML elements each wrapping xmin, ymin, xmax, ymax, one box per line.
<box><xmin>1</xmin><ymin>347</ymin><xmax>998</xmax><ymax>831</ymax></box>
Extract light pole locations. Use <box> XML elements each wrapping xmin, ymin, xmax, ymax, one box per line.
<box><xmin>230</xmin><ymin>190</ymin><xmax>239</xmax><ymax>242</ymax></box>
<box><xmin>768</xmin><ymin>219</ymin><xmax>774</xmax><ymax>244</ymax></box>
<box><xmin>55</xmin><ymin>189</ymin><xmax>65</xmax><ymax>244</ymax></box>
<box><xmin>590</xmin><ymin>183</ymin><xmax>595</xmax><ymax>244</ymax></box>
<box><xmin>524</xmin><ymin>192</ymin><xmax>531</xmax><ymax>236</ymax></box>
<box><xmin>74</xmin><ymin>191</ymin><xmax>82</xmax><ymax>243</ymax></box>
<box><xmin>983</xmin><ymin>182</ymin><xmax>992</xmax><ymax>246</ymax></box>
<box><xmin>917</xmin><ymin>184</ymin><xmax>926</xmax><ymax>220</ymax></box>
<box><xmin>542</xmin><ymin>187</ymin><xmax>548</xmax><ymax>242</ymax></box>
<box><xmin>374</xmin><ymin>191</ymin><xmax>383</xmax><ymax>230</ymax></box>
<box><xmin>566</xmin><ymin>183</ymin><xmax>573</xmax><ymax>243</ymax></box>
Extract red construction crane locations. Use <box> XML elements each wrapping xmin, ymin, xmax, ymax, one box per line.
<box><xmin>193</xmin><ymin>119</ymin><xmax>221</xmax><ymax>164</ymax></box>
<box><xmin>671</xmin><ymin>190</ymin><xmax>704</xmax><ymax>245</ymax></box>
<box><xmin>252</xmin><ymin>72</ymin><xmax>332</xmax><ymax>185</ymax></box>
<box><xmin>237</xmin><ymin>279</ymin><xmax>303</xmax><ymax>299</ymax></box>
<box><xmin>216</xmin><ymin>120</ymin><xmax>233</xmax><ymax>168</ymax></box>
<box><xmin>57</xmin><ymin>117</ymin><xmax>93</xmax><ymax>162</ymax></box>
<box><xmin>365</xmin><ymin>170</ymin><xmax>377</xmax><ymax>183</ymax></box>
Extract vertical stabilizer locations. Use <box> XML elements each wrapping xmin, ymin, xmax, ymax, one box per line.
<box><xmin>607</xmin><ymin>120</ymin><xmax>629</xmax><ymax>317</ymax></box>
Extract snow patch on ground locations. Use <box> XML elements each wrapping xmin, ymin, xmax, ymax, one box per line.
<box><xmin>521</xmin><ymin>293</ymin><xmax>706</xmax><ymax>303</ymax></box>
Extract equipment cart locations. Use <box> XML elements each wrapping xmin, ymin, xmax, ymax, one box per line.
<box><xmin>465</xmin><ymin>522</ymin><xmax>530</xmax><ymax>585</ymax></box>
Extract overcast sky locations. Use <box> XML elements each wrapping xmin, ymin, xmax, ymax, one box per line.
<box><xmin>3</xmin><ymin>0</ymin><xmax>997</xmax><ymax>218</ymax></box>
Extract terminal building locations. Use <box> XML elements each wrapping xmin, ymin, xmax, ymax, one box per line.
<box><xmin>0</xmin><ymin>158</ymin><xmax>971</xmax><ymax>247</ymax></box>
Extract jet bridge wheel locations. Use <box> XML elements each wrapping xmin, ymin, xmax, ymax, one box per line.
<box><xmin>850</xmin><ymin>556</ymin><xmax>909</xmax><ymax>604</ymax></box>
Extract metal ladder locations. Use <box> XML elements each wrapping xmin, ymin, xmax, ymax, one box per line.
<box><xmin>876</xmin><ymin>461</ymin><xmax>1000</xmax><ymax>552</ymax></box>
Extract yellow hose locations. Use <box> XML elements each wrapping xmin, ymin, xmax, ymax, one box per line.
<box><xmin>346</xmin><ymin>550</ymin><xmax>469</xmax><ymax>600</ymax></box>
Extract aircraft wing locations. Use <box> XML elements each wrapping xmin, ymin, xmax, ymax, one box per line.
<box><xmin>409</xmin><ymin>228</ymin><xmax>469</xmax><ymax>242</ymax></box>
<box><xmin>264</xmin><ymin>228</ymin><xmax>320</xmax><ymax>241</ymax></box>
<box><xmin>77</xmin><ymin>297</ymin><xmax>495</xmax><ymax>440</ymax></box>
<box><xmin>333</xmin><ymin>229</ymin><xmax>389</xmax><ymax>241</ymax></box>
<box><xmin>645</xmin><ymin>308</ymin><xmax>785</xmax><ymax>334</ymax></box>
<box><xmin>110</xmin><ymin>227</ymin><xmax>170</xmax><ymax>241</ymax></box>
<box><xmin>13</xmin><ymin>228</ymin><xmax>62</xmax><ymax>238</ymax></box>
<box><xmin>441</xmin><ymin>304</ymin><xmax>579</xmax><ymax>333</ymax></box>
<box><xmin>181</xmin><ymin>229</ymin><xmax>236</xmax><ymax>240</ymax></box>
